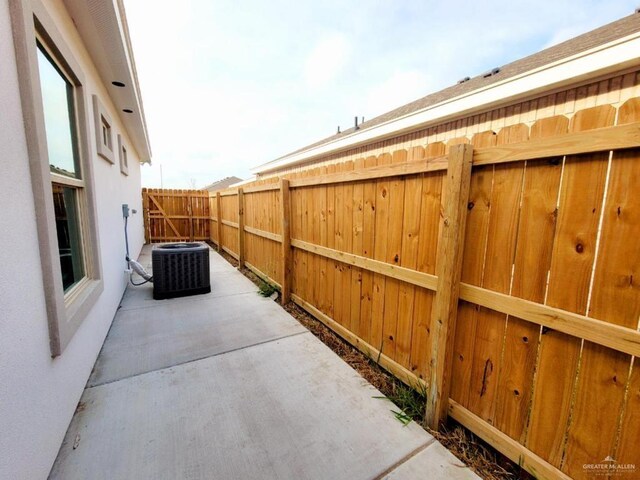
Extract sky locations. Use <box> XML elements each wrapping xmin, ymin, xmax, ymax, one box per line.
<box><xmin>123</xmin><ymin>0</ymin><xmax>638</xmax><ymax>188</ymax></box>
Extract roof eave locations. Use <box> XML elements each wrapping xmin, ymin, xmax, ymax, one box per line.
<box><xmin>252</xmin><ymin>31</ymin><xmax>640</xmax><ymax>175</ymax></box>
<box><xmin>63</xmin><ymin>0</ymin><xmax>152</xmax><ymax>163</ymax></box>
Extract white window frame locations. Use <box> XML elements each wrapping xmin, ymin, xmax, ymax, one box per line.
<box><xmin>93</xmin><ymin>95</ymin><xmax>115</xmax><ymax>164</ymax></box>
<box><xmin>10</xmin><ymin>0</ymin><xmax>104</xmax><ymax>356</ymax></box>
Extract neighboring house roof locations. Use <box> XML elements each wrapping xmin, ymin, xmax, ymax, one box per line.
<box><xmin>63</xmin><ymin>0</ymin><xmax>152</xmax><ymax>163</ymax></box>
<box><xmin>253</xmin><ymin>12</ymin><xmax>640</xmax><ymax>174</ymax></box>
<box><xmin>203</xmin><ymin>176</ymin><xmax>244</xmax><ymax>192</ymax></box>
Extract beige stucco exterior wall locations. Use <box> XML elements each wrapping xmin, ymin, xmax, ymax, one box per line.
<box><xmin>0</xmin><ymin>0</ymin><xmax>145</xmax><ymax>478</ymax></box>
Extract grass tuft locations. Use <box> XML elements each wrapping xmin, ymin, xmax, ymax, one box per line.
<box><xmin>375</xmin><ymin>381</ymin><xmax>427</xmax><ymax>426</ymax></box>
<box><xmin>257</xmin><ymin>280</ymin><xmax>277</xmax><ymax>297</ymax></box>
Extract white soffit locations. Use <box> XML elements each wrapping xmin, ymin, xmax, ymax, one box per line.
<box><xmin>253</xmin><ymin>32</ymin><xmax>640</xmax><ymax>175</ymax></box>
<box><xmin>63</xmin><ymin>0</ymin><xmax>151</xmax><ymax>163</ymax></box>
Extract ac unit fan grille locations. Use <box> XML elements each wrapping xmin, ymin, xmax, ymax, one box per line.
<box><xmin>152</xmin><ymin>243</ymin><xmax>211</xmax><ymax>300</ymax></box>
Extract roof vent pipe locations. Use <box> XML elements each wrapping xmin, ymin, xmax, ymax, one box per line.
<box><xmin>337</xmin><ymin>126</ymin><xmax>341</xmax><ymax>134</ymax></box>
<box><xmin>482</xmin><ymin>67</ymin><xmax>501</xmax><ymax>78</ymax></box>
<box><xmin>354</xmin><ymin>116</ymin><xmax>359</xmax><ymax>130</ymax></box>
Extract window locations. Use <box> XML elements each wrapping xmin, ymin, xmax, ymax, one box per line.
<box><xmin>93</xmin><ymin>95</ymin><xmax>115</xmax><ymax>163</ymax></box>
<box><xmin>51</xmin><ymin>184</ymin><xmax>84</xmax><ymax>290</ymax></box>
<box><xmin>37</xmin><ymin>42</ymin><xmax>87</xmax><ymax>292</ymax></box>
<box><xmin>102</xmin><ymin>116</ymin><xmax>112</xmax><ymax>150</ymax></box>
<box><xmin>118</xmin><ymin>134</ymin><xmax>129</xmax><ymax>175</ymax></box>
<box><xmin>10</xmin><ymin>0</ymin><xmax>104</xmax><ymax>356</ymax></box>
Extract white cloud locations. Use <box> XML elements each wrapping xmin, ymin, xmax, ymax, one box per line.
<box><xmin>122</xmin><ymin>0</ymin><xmax>639</xmax><ymax>189</ymax></box>
<box><xmin>304</xmin><ymin>33</ymin><xmax>351</xmax><ymax>90</ymax></box>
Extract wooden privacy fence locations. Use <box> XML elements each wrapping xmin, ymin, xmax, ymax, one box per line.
<box><xmin>147</xmin><ymin>100</ymin><xmax>640</xmax><ymax>480</ymax></box>
<box><xmin>142</xmin><ymin>189</ymin><xmax>211</xmax><ymax>242</ymax></box>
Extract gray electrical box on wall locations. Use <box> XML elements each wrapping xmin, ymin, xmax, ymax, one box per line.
<box><xmin>122</xmin><ymin>204</ymin><xmax>129</xmax><ymax>218</ymax></box>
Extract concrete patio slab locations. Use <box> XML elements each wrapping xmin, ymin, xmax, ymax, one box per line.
<box><xmin>53</xmin><ymin>334</ymin><xmax>435</xmax><ymax>480</ymax></box>
<box><xmin>51</xmin><ymin>246</ymin><xmax>479</xmax><ymax>480</ymax></box>
<box><xmin>89</xmin><ymin>292</ymin><xmax>307</xmax><ymax>387</ymax></box>
<box><xmin>382</xmin><ymin>441</ymin><xmax>473</xmax><ymax>480</ymax></box>
<box><xmin>118</xmin><ymin>269</ymin><xmax>259</xmax><ymax>311</ymax></box>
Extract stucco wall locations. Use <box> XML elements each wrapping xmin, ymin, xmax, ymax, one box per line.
<box><xmin>0</xmin><ymin>0</ymin><xmax>145</xmax><ymax>478</ymax></box>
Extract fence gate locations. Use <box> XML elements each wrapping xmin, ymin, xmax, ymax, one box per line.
<box><xmin>142</xmin><ymin>188</ymin><xmax>210</xmax><ymax>243</ymax></box>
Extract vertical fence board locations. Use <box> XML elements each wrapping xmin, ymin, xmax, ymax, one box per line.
<box><xmin>561</xmin><ymin>104</ymin><xmax>639</xmax><ymax>477</ymax></box>
<box><xmin>527</xmin><ymin>106</ymin><xmax>614</xmax><ymax>469</ymax></box>
<box><xmin>478</xmin><ymin>124</ymin><xmax>532</xmax><ymax>439</ymax></box>
<box><xmin>616</xmin><ymin>364</ymin><xmax>640</xmax><ymax>467</ymax></box>
<box><xmin>494</xmin><ymin>119</ymin><xmax>563</xmax><ymax>442</ymax></box>
<box><xmin>401</xmin><ymin>144</ymin><xmax>420</xmax><ymax>362</ymax></box>
<box><xmin>610</xmin><ymin>99</ymin><xmax>640</xmax><ymax>469</ymax></box>
<box><xmin>467</xmin><ymin>127</ymin><xmax>529</xmax><ymax>425</ymax></box>
<box><xmin>316</xmin><ymin>167</ymin><xmax>328</xmax><ymax>315</ymax></box>
<box><xmin>332</xmin><ymin>165</ymin><xmax>343</xmax><ymax>325</ymax></box>
<box><xmin>342</xmin><ymin>162</ymin><xmax>355</xmax><ymax>332</ymax></box>
<box><xmin>308</xmin><ymin>176</ymin><xmax>319</xmax><ymax>311</ymax></box>
<box><xmin>371</xmin><ymin>153</ymin><xmax>392</xmax><ymax>354</ymax></box>
<box><xmin>381</xmin><ymin>150</ymin><xmax>408</xmax><ymax>360</ymax></box>
<box><xmin>396</xmin><ymin>148</ymin><xmax>423</xmax><ymax>370</ymax></box>
<box><xmin>359</xmin><ymin>156</ymin><xmax>378</xmax><ymax>345</ymax></box>
<box><xmin>324</xmin><ymin>166</ymin><xmax>336</xmax><ymax>319</ymax></box>
<box><xmin>450</xmin><ymin>136</ymin><xmax>492</xmax><ymax>407</ymax></box>
<box><xmin>290</xmin><ymin>177</ymin><xmax>301</xmax><ymax>299</ymax></box>
<box><xmin>409</xmin><ymin>143</ymin><xmax>445</xmax><ymax>381</ymax></box>
<box><xmin>464</xmin><ymin>131</ymin><xmax>503</xmax><ymax>422</ymax></box>
<box><xmin>300</xmin><ymin>173</ymin><xmax>310</xmax><ymax>305</ymax></box>
<box><xmin>351</xmin><ymin>158</ymin><xmax>365</xmax><ymax>338</ymax></box>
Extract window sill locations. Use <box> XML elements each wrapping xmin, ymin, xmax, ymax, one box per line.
<box><xmin>57</xmin><ymin>277</ymin><xmax>104</xmax><ymax>354</ymax></box>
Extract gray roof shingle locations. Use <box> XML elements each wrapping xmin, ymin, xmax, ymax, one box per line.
<box><xmin>203</xmin><ymin>176</ymin><xmax>243</xmax><ymax>191</ymax></box>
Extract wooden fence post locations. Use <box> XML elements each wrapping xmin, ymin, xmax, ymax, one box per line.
<box><xmin>426</xmin><ymin>143</ymin><xmax>474</xmax><ymax>430</ymax></box>
<box><xmin>208</xmin><ymin>193</ymin><xmax>214</xmax><ymax>244</ymax></box>
<box><xmin>280</xmin><ymin>179</ymin><xmax>292</xmax><ymax>305</ymax></box>
<box><xmin>142</xmin><ymin>188</ymin><xmax>150</xmax><ymax>243</ymax></box>
<box><xmin>188</xmin><ymin>193</ymin><xmax>194</xmax><ymax>242</ymax></box>
<box><xmin>238</xmin><ymin>188</ymin><xmax>245</xmax><ymax>267</ymax></box>
<box><xmin>216</xmin><ymin>192</ymin><xmax>222</xmax><ymax>252</ymax></box>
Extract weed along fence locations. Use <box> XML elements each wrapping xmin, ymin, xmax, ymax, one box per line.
<box><xmin>142</xmin><ymin>189</ymin><xmax>211</xmax><ymax>242</ymax></box>
<box><xmin>143</xmin><ymin>101</ymin><xmax>640</xmax><ymax>480</ymax></box>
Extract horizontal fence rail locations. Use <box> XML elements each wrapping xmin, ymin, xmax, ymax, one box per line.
<box><xmin>143</xmin><ymin>99</ymin><xmax>640</xmax><ymax>480</ymax></box>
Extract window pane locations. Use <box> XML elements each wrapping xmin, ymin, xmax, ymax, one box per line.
<box><xmin>52</xmin><ymin>184</ymin><xmax>85</xmax><ymax>291</ymax></box>
<box><xmin>36</xmin><ymin>45</ymin><xmax>79</xmax><ymax>178</ymax></box>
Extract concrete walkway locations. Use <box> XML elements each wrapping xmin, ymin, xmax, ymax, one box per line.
<box><xmin>50</xmin><ymin>246</ymin><xmax>479</xmax><ymax>480</ymax></box>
